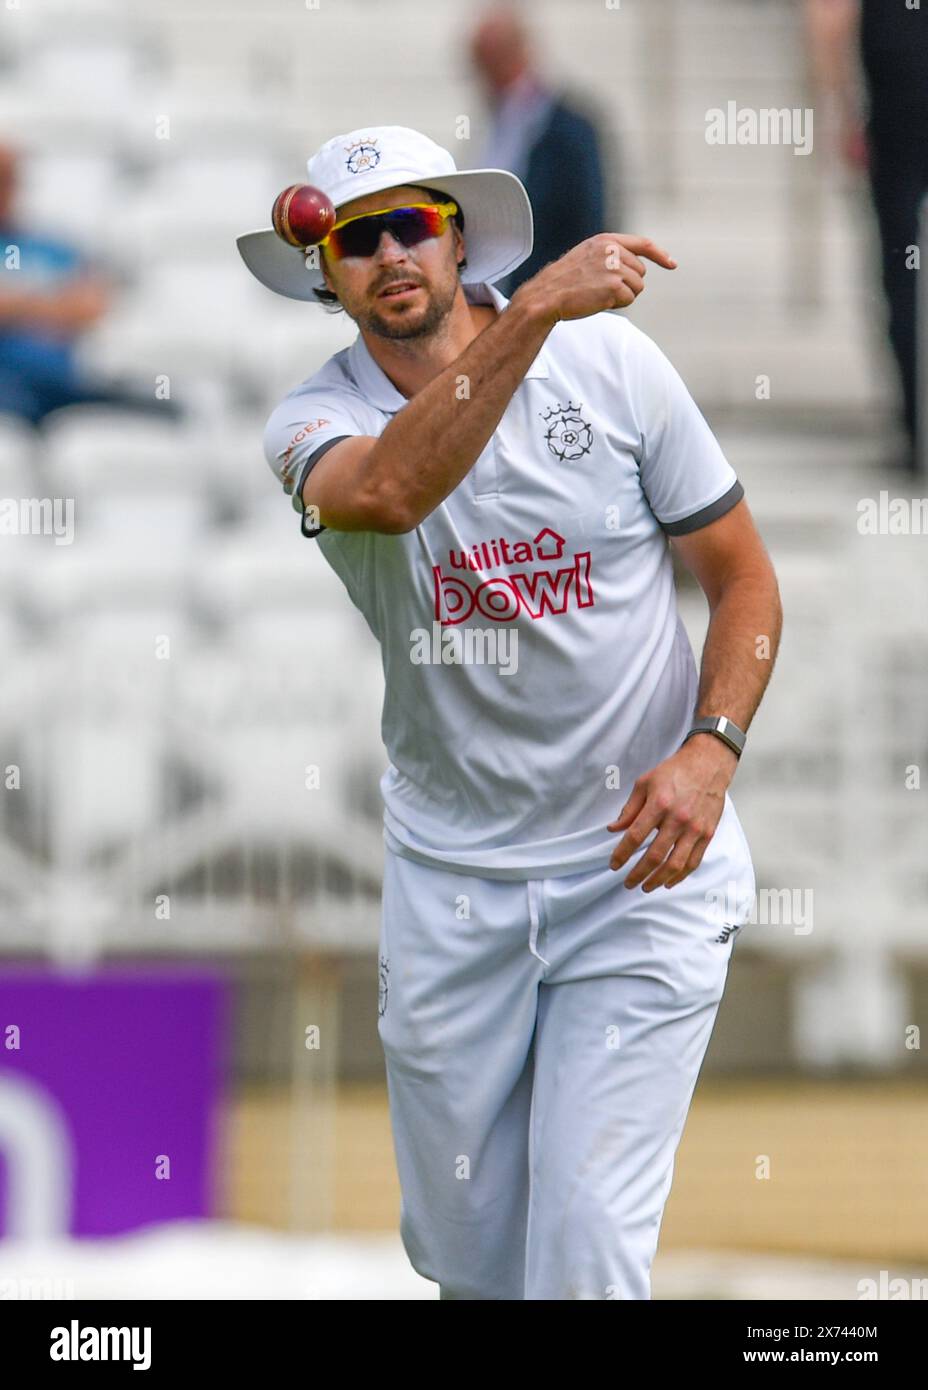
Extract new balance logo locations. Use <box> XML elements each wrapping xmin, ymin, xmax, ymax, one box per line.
<box><xmin>715</xmin><ymin>922</ymin><xmax>743</xmax><ymax>945</ymax></box>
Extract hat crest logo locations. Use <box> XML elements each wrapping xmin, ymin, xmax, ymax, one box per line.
<box><xmin>344</xmin><ymin>138</ymin><xmax>381</xmax><ymax>175</ymax></box>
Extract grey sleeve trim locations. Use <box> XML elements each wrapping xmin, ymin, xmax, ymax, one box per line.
<box><xmin>659</xmin><ymin>478</ymin><xmax>744</xmax><ymax>536</ymax></box>
<box><xmin>297</xmin><ymin>434</ymin><xmax>353</xmax><ymax>539</ymax></box>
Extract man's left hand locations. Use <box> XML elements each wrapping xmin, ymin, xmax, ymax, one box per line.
<box><xmin>606</xmin><ymin>736</ymin><xmax>739</xmax><ymax>890</ymax></box>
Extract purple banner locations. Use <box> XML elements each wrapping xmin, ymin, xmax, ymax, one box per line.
<box><xmin>0</xmin><ymin>968</ymin><xmax>229</xmax><ymax>1237</ymax></box>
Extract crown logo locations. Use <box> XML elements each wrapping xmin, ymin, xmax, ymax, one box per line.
<box><xmin>540</xmin><ymin>400</ymin><xmax>581</xmax><ymax>423</ymax></box>
<box><xmin>539</xmin><ymin>401</ymin><xmax>593</xmax><ymax>462</ymax></box>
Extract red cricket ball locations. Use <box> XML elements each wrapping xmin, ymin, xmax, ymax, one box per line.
<box><xmin>271</xmin><ymin>184</ymin><xmax>337</xmax><ymax>248</ymax></box>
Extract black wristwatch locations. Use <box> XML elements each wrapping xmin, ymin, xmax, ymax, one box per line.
<box><xmin>682</xmin><ymin>715</ymin><xmax>746</xmax><ymax>759</ymax></box>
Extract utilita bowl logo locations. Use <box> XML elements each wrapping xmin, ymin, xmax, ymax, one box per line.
<box><xmin>434</xmin><ymin>527</ymin><xmax>594</xmax><ymax>624</ymax></box>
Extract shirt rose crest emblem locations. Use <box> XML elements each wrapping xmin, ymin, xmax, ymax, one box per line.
<box><xmin>540</xmin><ymin>401</ymin><xmax>593</xmax><ymax>462</ymax></box>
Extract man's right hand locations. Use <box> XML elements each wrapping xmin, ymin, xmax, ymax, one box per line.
<box><xmin>512</xmin><ymin>234</ymin><xmax>678</xmax><ymax>326</ymax></box>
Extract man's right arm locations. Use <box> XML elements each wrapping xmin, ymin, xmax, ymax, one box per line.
<box><xmin>299</xmin><ymin>292</ymin><xmax>555</xmax><ymax>535</ymax></box>
<box><xmin>302</xmin><ymin>233</ymin><xmax>676</xmax><ymax>535</ymax></box>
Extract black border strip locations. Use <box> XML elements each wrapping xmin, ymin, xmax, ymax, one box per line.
<box><xmin>296</xmin><ymin>434</ymin><xmax>353</xmax><ymax>538</ymax></box>
<box><xmin>660</xmin><ymin>478</ymin><xmax>744</xmax><ymax>536</ymax></box>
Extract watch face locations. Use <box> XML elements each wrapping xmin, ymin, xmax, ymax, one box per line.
<box><xmin>688</xmin><ymin>720</ymin><xmax>744</xmax><ymax>756</ymax></box>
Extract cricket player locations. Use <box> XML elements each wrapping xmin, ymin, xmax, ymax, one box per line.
<box><xmin>238</xmin><ymin>126</ymin><xmax>782</xmax><ymax>1300</ymax></box>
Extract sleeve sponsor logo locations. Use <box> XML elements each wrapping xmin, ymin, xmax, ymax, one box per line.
<box><xmin>280</xmin><ymin>418</ymin><xmax>332</xmax><ymax>485</ymax></box>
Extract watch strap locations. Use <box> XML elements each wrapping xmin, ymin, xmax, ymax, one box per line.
<box><xmin>683</xmin><ymin>715</ymin><xmax>746</xmax><ymax>758</ymax></box>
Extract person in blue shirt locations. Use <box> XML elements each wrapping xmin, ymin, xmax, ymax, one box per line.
<box><xmin>0</xmin><ymin>143</ymin><xmax>180</xmax><ymax>427</ymax></box>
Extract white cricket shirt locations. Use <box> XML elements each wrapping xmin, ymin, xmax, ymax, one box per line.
<box><xmin>264</xmin><ymin>280</ymin><xmax>744</xmax><ymax>879</ymax></box>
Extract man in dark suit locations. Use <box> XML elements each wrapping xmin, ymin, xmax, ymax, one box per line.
<box><xmin>469</xmin><ymin>4</ymin><xmax>610</xmax><ymax>298</ymax></box>
<box><xmin>806</xmin><ymin>0</ymin><xmax>928</xmax><ymax>472</ymax></box>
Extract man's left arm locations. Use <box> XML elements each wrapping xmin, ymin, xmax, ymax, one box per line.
<box><xmin>607</xmin><ymin>498</ymin><xmax>783</xmax><ymax>889</ymax></box>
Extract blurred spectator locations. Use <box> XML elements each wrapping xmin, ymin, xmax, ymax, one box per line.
<box><xmin>0</xmin><ymin>143</ymin><xmax>180</xmax><ymax>428</ymax></box>
<box><xmin>469</xmin><ymin>2</ymin><xmax>612</xmax><ymax>297</ymax></box>
<box><xmin>807</xmin><ymin>0</ymin><xmax>928</xmax><ymax>472</ymax></box>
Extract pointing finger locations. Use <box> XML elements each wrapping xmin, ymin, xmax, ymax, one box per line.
<box><xmin>612</xmin><ymin>235</ymin><xmax>677</xmax><ymax>269</ymax></box>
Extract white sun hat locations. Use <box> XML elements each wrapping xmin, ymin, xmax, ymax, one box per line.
<box><xmin>236</xmin><ymin>125</ymin><xmax>534</xmax><ymax>303</ymax></box>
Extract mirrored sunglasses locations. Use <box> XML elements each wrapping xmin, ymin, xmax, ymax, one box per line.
<box><xmin>319</xmin><ymin>200</ymin><xmax>458</xmax><ymax>260</ymax></box>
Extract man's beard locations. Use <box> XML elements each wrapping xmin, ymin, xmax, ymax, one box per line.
<box><xmin>352</xmin><ymin>273</ymin><xmax>459</xmax><ymax>341</ymax></box>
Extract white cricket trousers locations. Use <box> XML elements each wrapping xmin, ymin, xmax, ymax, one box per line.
<box><xmin>377</xmin><ymin>793</ymin><xmax>756</xmax><ymax>1301</ymax></box>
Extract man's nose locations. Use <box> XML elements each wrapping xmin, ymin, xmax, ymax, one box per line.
<box><xmin>372</xmin><ymin>229</ymin><xmax>409</xmax><ymax>263</ymax></box>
